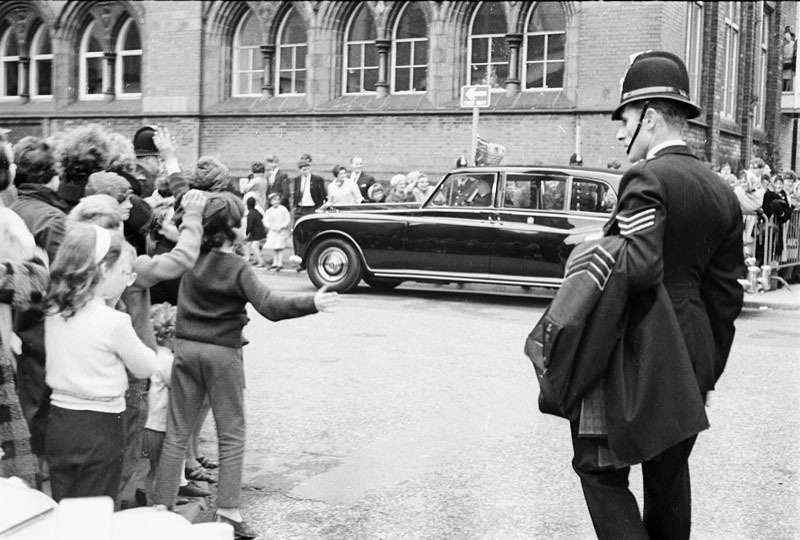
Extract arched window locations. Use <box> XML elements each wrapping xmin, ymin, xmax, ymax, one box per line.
<box><xmin>79</xmin><ymin>21</ymin><xmax>105</xmax><ymax>98</ymax></box>
<box><xmin>277</xmin><ymin>7</ymin><xmax>307</xmax><ymax>95</ymax></box>
<box><xmin>468</xmin><ymin>2</ymin><xmax>508</xmax><ymax>89</ymax></box>
<box><xmin>116</xmin><ymin>18</ymin><xmax>141</xmax><ymax>96</ymax></box>
<box><xmin>344</xmin><ymin>5</ymin><xmax>377</xmax><ymax>94</ymax></box>
<box><xmin>0</xmin><ymin>27</ymin><xmax>20</xmax><ymax>98</ymax></box>
<box><xmin>233</xmin><ymin>12</ymin><xmax>262</xmax><ymax>97</ymax></box>
<box><xmin>392</xmin><ymin>2</ymin><xmax>428</xmax><ymax>93</ymax></box>
<box><xmin>524</xmin><ymin>2</ymin><xmax>565</xmax><ymax>90</ymax></box>
<box><xmin>30</xmin><ymin>25</ymin><xmax>53</xmax><ymax>98</ymax></box>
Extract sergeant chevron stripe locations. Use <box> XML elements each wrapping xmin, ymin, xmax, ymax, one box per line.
<box><xmin>564</xmin><ymin>244</ymin><xmax>615</xmax><ymax>290</ymax></box>
<box><xmin>617</xmin><ymin>208</ymin><xmax>656</xmax><ymax>236</ymax></box>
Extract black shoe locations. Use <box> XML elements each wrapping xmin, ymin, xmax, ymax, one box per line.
<box><xmin>197</xmin><ymin>455</ymin><xmax>218</xmax><ymax>469</ymax></box>
<box><xmin>216</xmin><ymin>514</ymin><xmax>257</xmax><ymax>540</ymax></box>
<box><xmin>185</xmin><ymin>465</ymin><xmax>217</xmax><ymax>483</ymax></box>
<box><xmin>135</xmin><ymin>488</ymin><xmax>148</xmax><ymax>507</ymax></box>
<box><xmin>178</xmin><ymin>481</ymin><xmax>211</xmax><ymax>498</ymax></box>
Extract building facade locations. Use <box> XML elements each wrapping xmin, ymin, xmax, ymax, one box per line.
<box><xmin>0</xmin><ymin>1</ymin><xmax>793</xmax><ymax>179</ymax></box>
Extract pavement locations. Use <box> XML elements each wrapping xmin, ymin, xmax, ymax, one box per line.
<box><xmin>743</xmin><ymin>280</ymin><xmax>800</xmax><ymax>310</ymax></box>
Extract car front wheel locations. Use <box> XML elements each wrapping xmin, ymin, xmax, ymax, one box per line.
<box><xmin>307</xmin><ymin>238</ymin><xmax>363</xmax><ymax>293</ymax></box>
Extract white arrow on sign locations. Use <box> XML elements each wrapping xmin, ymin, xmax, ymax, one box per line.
<box><xmin>465</xmin><ymin>86</ymin><xmax>488</xmax><ymax>102</ymax></box>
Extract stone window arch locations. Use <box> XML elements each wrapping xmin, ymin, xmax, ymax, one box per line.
<box><xmin>468</xmin><ymin>1</ymin><xmax>509</xmax><ymax>89</ymax></box>
<box><xmin>115</xmin><ymin>17</ymin><xmax>141</xmax><ymax>96</ymax></box>
<box><xmin>30</xmin><ymin>23</ymin><xmax>53</xmax><ymax>98</ymax></box>
<box><xmin>276</xmin><ymin>5</ymin><xmax>307</xmax><ymax>95</ymax></box>
<box><xmin>0</xmin><ymin>25</ymin><xmax>20</xmax><ymax>98</ymax></box>
<box><xmin>232</xmin><ymin>10</ymin><xmax>262</xmax><ymax>97</ymax></box>
<box><xmin>344</xmin><ymin>4</ymin><xmax>378</xmax><ymax>94</ymax></box>
<box><xmin>391</xmin><ymin>1</ymin><xmax>428</xmax><ymax>93</ymax></box>
<box><xmin>523</xmin><ymin>1</ymin><xmax>566</xmax><ymax>90</ymax></box>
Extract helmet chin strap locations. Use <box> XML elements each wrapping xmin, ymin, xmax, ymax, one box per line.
<box><xmin>626</xmin><ymin>101</ymin><xmax>651</xmax><ymax>156</ymax></box>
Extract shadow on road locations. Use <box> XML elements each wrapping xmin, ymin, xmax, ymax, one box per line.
<box><xmin>353</xmin><ymin>283</ymin><xmax>554</xmax><ymax>309</ymax></box>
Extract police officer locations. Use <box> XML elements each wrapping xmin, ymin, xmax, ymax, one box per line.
<box><xmin>570</xmin><ymin>51</ymin><xmax>745</xmax><ymax>539</ymax></box>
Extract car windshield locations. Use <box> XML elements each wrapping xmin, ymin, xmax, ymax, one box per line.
<box><xmin>428</xmin><ymin>173</ymin><xmax>497</xmax><ymax>207</ymax></box>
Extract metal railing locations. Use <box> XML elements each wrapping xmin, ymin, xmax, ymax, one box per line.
<box><xmin>757</xmin><ymin>208</ymin><xmax>800</xmax><ymax>270</ymax></box>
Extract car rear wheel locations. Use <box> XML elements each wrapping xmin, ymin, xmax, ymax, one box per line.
<box><xmin>363</xmin><ymin>276</ymin><xmax>402</xmax><ymax>291</ymax></box>
<box><xmin>307</xmin><ymin>238</ymin><xmax>363</xmax><ymax>293</ymax></box>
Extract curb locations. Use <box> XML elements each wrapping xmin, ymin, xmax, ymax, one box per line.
<box><xmin>742</xmin><ymin>298</ymin><xmax>800</xmax><ymax>311</ymax></box>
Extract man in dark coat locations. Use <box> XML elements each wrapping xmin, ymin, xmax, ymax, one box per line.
<box><xmin>568</xmin><ymin>51</ymin><xmax>745</xmax><ymax>539</ymax></box>
<box><xmin>9</xmin><ymin>137</ymin><xmax>68</xmax><ymax>461</ymax></box>
<box><xmin>350</xmin><ymin>156</ymin><xmax>375</xmax><ymax>199</ymax></box>
<box><xmin>282</xmin><ymin>159</ymin><xmax>326</xmax><ymax>224</ymax></box>
<box><xmin>265</xmin><ymin>154</ymin><xmax>289</xmax><ymax>199</ymax></box>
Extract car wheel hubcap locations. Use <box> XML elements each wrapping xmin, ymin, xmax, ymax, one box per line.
<box><xmin>317</xmin><ymin>247</ymin><xmax>348</xmax><ymax>282</ymax></box>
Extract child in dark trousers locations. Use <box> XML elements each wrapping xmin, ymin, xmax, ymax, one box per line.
<box><xmin>244</xmin><ymin>196</ymin><xmax>267</xmax><ymax>267</ymax></box>
<box><xmin>152</xmin><ymin>192</ymin><xmax>338</xmax><ymax>539</ymax></box>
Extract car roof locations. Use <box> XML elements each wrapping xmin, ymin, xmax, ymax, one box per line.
<box><xmin>449</xmin><ymin>165</ymin><xmax>622</xmax><ymax>190</ymax></box>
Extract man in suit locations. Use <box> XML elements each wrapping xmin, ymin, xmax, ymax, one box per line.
<box><xmin>568</xmin><ymin>51</ymin><xmax>744</xmax><ymax>539</ymax></box>
<box><xmin>283</xmin><ymin>158</ymin><xmax>325</xmax><ymax>224</ymax></box>
<box><xmin>265</xmin><ymin>154</ymin><xmax>288</xmax><ymax>199</ymax></box>
<box><xmin>350</xmin><ymin>156</ymin><xmax>375</xmax><ymax>199</ymax></box>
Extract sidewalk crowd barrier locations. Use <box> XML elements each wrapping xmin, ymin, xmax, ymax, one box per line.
<box><xmin>757</xmin><ymin>208</ymin><xmax>800</xmax><ymax>270</ymax></box>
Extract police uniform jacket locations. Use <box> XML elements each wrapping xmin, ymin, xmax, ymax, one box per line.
<box><xmin>604</xmin><ymin>144</ymin><xmax>745</xmax><ymax>394</ymax></box>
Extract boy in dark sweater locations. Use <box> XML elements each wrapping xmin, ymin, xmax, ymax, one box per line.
<box><xmin>244</xmin><ymin>196</ymin><xmax>266</xmax><ymax>267</ymax></box>
<box><xmin>152</xmin><ymin>192</ymin><xmax>338</xmax><ymax>539</ymax></box>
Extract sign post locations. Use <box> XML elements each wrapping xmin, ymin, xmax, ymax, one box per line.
<box><xmin>460</xmin><ymin>85</ymin><xmax>491</xmax><ymax>166</ymax></box>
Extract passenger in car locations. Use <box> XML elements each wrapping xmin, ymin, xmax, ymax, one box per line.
<box><xmin>468</xmin><ymin>179</ymin><xmax>493</xmax><ymax>207</ymax></box>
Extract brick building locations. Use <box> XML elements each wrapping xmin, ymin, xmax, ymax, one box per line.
<box><xmin>0</xmin><ymin>1</ymin><xmax>794</xmax><ymax>179</ymax></box>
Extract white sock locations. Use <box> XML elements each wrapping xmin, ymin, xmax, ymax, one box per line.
<box><xmin>217</xmin><ymin>508</ymin><xmax>243</xmax><ymax>522</ymax></box>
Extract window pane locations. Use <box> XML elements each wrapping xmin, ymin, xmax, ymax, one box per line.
<box><xmin>123</xmin><ymin>23</ymin><xmax>141</xmax><ymax>50</ymax></box>
<box><xmin>472</xmin><ymin>2</ymin><xmax>507</xmax><ymax>35</ymax></box>
<box><xmin>296</xmin><ymin>45</ymin><xmax>306</xmax><ymax>69</ymax></box>
<box><xmin>238</xmin><ymin>72</ymin><xmax>251</xmax><ymax>94</ymax></box>
<box><xmin>491</xmin><ymin>36</ymin><xmax>508</xmax><ymax>62</ymax></box>
<box><xmin>87</xmin><ymin>28</ymin><xmax>102</xmax><ymax>52</ymax></box>
<box><xmin>470</xmin><ymin>65</ymin><xmax>486</xmax><ymax>85</ymax></box>
<box><xmin>280</xmin><ymin>46</ymin><xmax>292</xmax><ymax>69</ymax></box>
<box><xmin>279</xmin><ymin>71</ymin><xmax>292</xmax><ymax>94</ymax></box>
<box><xmin>528</xmin><ymin>3</ymin><xmax>565</xmax><ymax>32</ymax></box>
<box><xmin>570</xmin><ymin>180</ymin><xmax>604</xmax><ymax>212</ymax></box>
<box><xmin>490</xmin><ymin>63</ymin><xmax>507</xmax><ymax>87</ymax></box>
<box><xmin>396</xmin><ymin>3</ymin><xmax>427</xmax><ymax>39</ymax></box>
<box><xmin>414</xmin><ymin>40</ymin><xmax>427</xmax><ymax>65</ymax></box>
<box><xmin>281</xmin><ymin>8</ymin><xmax>306</xmax><ymax>44</ymax></box>
<box><xmin>36</xmin><ymin>59</ymin><xmax>52</xmax><ymax>95</ymax></box>
<box><xmin>349</xmin><ymin>5</ymin><xmax>376</xmax><ymax>41</ymax></box>
<box><xmin>347</xmin><ymin>43</ymin><xmax>361</xmax><ymax>67</ymax></box>
<box><xmin>364</xmin><ymin>43</ymin><xmax>377</xmax><ymax>67</ymax></box>
<box><xmin>545</xmin><ymin>61</ymin><xmax>564</xmax><ymax>88</ymax></box>
<box><xmin>347</xmin><ymin>70</ymin><xmax>360</xmax><ymax>92</ymax></box>
<box><xmin>471</xmin><ymin>37</ymin><xmax>488</xmax><ymax>63</ymax></box>
<box><xmin>239</xmin><ymin>13</ymin><xmax>261</xmax><ymax>46</ymax></box>
<box><xmin>395</xmin><ymin>67</ymin><xmax>410</xmax><ymax>91</ymax></box>
<box><xmin>239</xmin><ymin>48</ymin><xmax>253</xmax><ymax>71</ymax></box>
<box><xmin>412</xmin><ymin>67</ymin><xmax>427</xmax><ymax>91</ymax></box>
<box><xmin>36</xmin><ymin>29</ymin><xmax>52</xmax><ymax>54</ymax></box>
<box><xmin>527</xmin><ymin>35</ymin><xmax>545</xmax><ymax>62</ymax></box>
<box><xmin>86</xmin><ymin>57</ymin><xmax>103</xmax><ymax>94</ymax></box>
<box><xmin>542</xmin><ymin>180</ymin><xmax>566</xmax><ymax>210</ymax></box>
<box><xmin>294</xmin><ymin>69</ymin><xmax>305</xmax><ymax>93</ymax></box>
<box><xmin>396</xmin><ymin>41</ymin><xmax>411</xmax><ymax>66</ymax></box>
<box><xmin>548</xmin><ymin>34</ymin><xmax>565</xmax><ymax>60</ymax></box>
<box><xmin>526</xmin><ymin>62</ymin><xmax>544</xmax><ymax>88</ymax></box>
<box><xmin>363</xmin><ymin>67</ymin><xmax>378</xmax><ymax>90</ymax></box>
<box><xmin>5</xmin><ymin>32</ymin><xmax>18</xmax><ymax>56</ymax></box>
<box><xmin>122</xmin><ymin>55</ymin><xmax>141</xmax><ymax>93</ymax></box>
<box><xmin>4</xmin><ymin>61</ymin><xmax>18</xmax><ymax>95</ymax></box>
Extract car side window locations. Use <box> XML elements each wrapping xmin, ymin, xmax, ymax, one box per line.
<box><xmin>504</xmin><ymin>174</ymin><xmax>566</xmax><ymax>211</ymax></box>
<box><xmin>570</xmin><ymin>179</ymin><xmax>616</xmax><ymax>213</ymax></box>
<box><xmin>429</xmin><ymin>173</ymin><xmax>496</xmax><ymax>207</ymax></box>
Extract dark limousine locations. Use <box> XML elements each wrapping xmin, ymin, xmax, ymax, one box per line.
<box><xmin>292</xmin><ymin>166</ymin><xmax>621</xmax><ymax>293</ymax></box>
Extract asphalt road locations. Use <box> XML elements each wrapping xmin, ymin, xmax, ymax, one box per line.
<box><xmin>196</xmin><ymin>272</ymin><xmax>800</xmax><ymax>539</ymax></box>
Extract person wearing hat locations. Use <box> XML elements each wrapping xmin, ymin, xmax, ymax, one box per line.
<box><xmin>133</xmin><ymin>126</ymin><xmax>182</xmax><ymax>198</ymax></box>
<box><xmin>563</xmin><ymin>51</ymin><xmax>744</xmax><ymax>539</ymax></box>
<box><xmin>569</xmin><ymin>152</ymin><xmax>583</xmax><ymax>166</ymax></box>
<box><xmin>282</xmin><ymin>159</ymin><xmax>325</xmax><ymax>224</ymax></box>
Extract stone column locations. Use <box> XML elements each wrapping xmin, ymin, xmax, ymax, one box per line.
<box><xmin>260</xmin><ymin>44</ymin><xmax>275</xmax><ymax>97</ymax></box>
<box><xmin>103</xmin><ymin>51</ymin><xmax>116</xmax><ymax>100</ymax></box>
<box><xmin>18</xmin><ymin>56</ymin><xmax>30</xmax><ymax>102</ymax></box>
<box><xmin>505</xmin><ymin>33</ymin><xmax>523</xmax><ymax>95</ymax></box>
<box><xmin>375</xmin><ymin>39</ymin><xmax>391</xmax><ymax>98</ymax></box>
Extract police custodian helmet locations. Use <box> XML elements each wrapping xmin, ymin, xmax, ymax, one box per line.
<box><xmin>612</xmin><ymin>51</ymin><xmax>701</xmax><ymax>121</ymax></box>
<box><xmin>132</xmin><ymin>125</ymin><xmax>159</xmax><ymax>157</ymax></box>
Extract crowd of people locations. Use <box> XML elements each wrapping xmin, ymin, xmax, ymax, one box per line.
<box><xmin>0</xmin><ymin>123</ymin><xmax>339</xmax><ymax>539</ymax></box>
<box><xmin>714</xmin><ymin>157</ymin><xmax>799</xmax><ymax>271</ymax></box>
